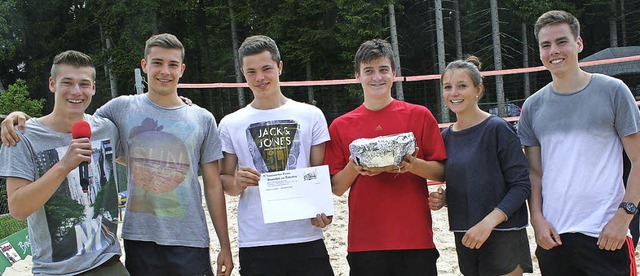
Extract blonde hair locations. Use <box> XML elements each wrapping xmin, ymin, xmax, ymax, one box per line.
<box><xmin>50</xmin><ymin>50</ymin><xmax>95</xmax><ymax>81</ymax></box>
<box><xmin>144</xmin><ymin>33</ymin><xmax>185</xmax><ymax>61</ymax></box>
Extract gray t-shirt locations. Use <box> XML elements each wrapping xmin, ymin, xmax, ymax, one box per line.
<box><xmin>518</xmin><ymin>73</ymin><xmax>640</xmax><ymax>237</ymax></box>
<box><xmin>95</xmin><ymin>94</ymin><xmax>222</xmax><ymax>248</ymax></box>
<box><xmin>0</xmin><ymin>115</ymin><xmax>121</xmax><ymax>275</ymax></box>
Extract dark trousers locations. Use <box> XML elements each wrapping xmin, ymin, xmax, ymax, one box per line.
<box><xmin>239</xmin><ymin>239</ymin><xmax>333</xmax><ymax>276</ymax></box>
<box><xmin>347</xmin><ymin>249</ymin><xmax>439</xmax><ymax>276</ymax></box>
<box><xmin>124</xmin><ymin>239</ymin><xmax>213</xmax><ymax>276</ymax></box>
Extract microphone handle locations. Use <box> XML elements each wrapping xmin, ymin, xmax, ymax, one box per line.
<box><xmin>79</xmin><ymin>161</ymin><xmax>90</xmax><ymax>193</ymax></box>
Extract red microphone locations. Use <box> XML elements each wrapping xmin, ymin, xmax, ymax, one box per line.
<box><xmin>71</xmin><ymin>121</ymin><xmax>91</xmax><ymax>193</ymax></box>
<box><xmin>71</xmin><ymin>121</ymin><xmax>91</xmax><ymax>140</ymax></box>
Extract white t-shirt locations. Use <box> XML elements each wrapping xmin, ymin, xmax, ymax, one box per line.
<box><xmin>519</xmin><ymin>74</ymin><xmax>640</xmax><ymax>238</ymax></box>
<box><xmin>218</xmin><ymin>99</ymin><xmax>330</xmax><ymax>247</ymax></box>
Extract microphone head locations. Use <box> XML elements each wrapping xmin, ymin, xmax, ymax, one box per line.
<box><xmin>71</xmin><ymin>121</ymin><xmax>91</xmax><ymax>139</ymax></box>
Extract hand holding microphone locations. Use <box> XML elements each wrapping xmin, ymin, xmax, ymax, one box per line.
<box><xmin>71</xmin><ymin>121</ymin><xmax>92</xmax><ymax>193</ymax></box>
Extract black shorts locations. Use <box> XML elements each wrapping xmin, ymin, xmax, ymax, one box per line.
<box><xmin>535</xmin><ymin>233</ymin><xmax>637</xmax><ymax>276</ymax></box>
<box><xmin>346</xmin><ymin>248</ymin><xmax>439</xmax><ymax>276</ymax></box>
<box><xmin>124</xmin><ymin>239</ymin><xmax>212</xmax><ymax>276</ymax></box>
<box><xmin>454</xmin><ymin>229</ymin><xmax>533</xmax><ymax>276</ymax></box>
<box><xmin>238</xmin><ymin>239</ymin><xmax>333</xmax><ymax>276</ymax></box>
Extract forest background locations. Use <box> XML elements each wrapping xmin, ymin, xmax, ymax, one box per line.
<box><xmin>1</xmin><ymin>0</ymin><xmax>639</xmax><ymax>124</ymax></box>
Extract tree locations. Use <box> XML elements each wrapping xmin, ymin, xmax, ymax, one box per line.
<box><xmin>0</xmin><ymin>79</ymin><xmax>45</xmax><ymax>117</ymax></box>
<box><xmin>490</xmin><ymin>0</ymin><xmax>505</xmax><ymax>117</ymax></box>
<box><xmin>388</xmin><ymin>3</ymin><xmax>404</xmax><ymax>100</ymax></box>
<box><xmin>0</xmin><ymin>0</ymin><xmax>20</xmax><ymax>93</ymax></box>
<box><xmin>609</xmin><ymin>0</ymin><xmax>618</xmax><ymax>47</ymax></box>
<box><xmin>435</xmin><ymin>0</ymin><xmax>447</xmax><ymax>122</ymax></box>
<box><xmin>228</xmin><ymin>0</ymin><xmax>246</xmax><ymax>107</ymax></box>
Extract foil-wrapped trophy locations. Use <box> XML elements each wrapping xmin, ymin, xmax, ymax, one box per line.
<box><xmin>349</xmin><ymin>132</ymin><xmax>416</xmax><ymax>172</ymax></box>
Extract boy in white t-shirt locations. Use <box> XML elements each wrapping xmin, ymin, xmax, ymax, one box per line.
<box><xmin>218</xmin><ymin>35</ymin><xmax>333</xmax><ymax>275</ymax></box>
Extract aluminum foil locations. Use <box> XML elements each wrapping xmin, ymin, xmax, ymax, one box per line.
<box><xmin>349</xmin><ymin>132</ymin><xmax>416</xmax><ymax>171</ymax></box>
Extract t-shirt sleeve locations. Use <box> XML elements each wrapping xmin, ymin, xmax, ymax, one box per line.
<box><xmin>419</xmin><ymin>108</ymin><xmax>446</xmax><ymax>162</ymax></box>
<box><xmin>312</xmin><ymin>107</ymin><xmax>330</xmax><ymax>146</ymax></box>
<box><xmin>0</xmin><ymin>129</ymin><xmax>36</xmax><ymax>182</ymax></box>
<box><xmin>94</xmin><ymin>97</ymin><xmax>121</xmax><ymax>122</ymax></box>
<box><xmin>200</xmin><ymin>111</ymin><xmax>223</xmax><ymax>164</ymax></box>
<box><xmin>517</xmin><ymin>99</ymin><xmax>540</xmax><ymax>147</ymax></box>
<box><xmin>612</xmin><ymin>79</ymin><xmax>640</xmax><ymax>138</ymax></box>
<box><xmin>324</xmin><ymin>122</ymin><xmax>347</xmax><ymax>176</ymax></box>
<box><xmin>218</xmin><ymin>118</ymin><xmax>235</xmax><ymax>155</ymax></box>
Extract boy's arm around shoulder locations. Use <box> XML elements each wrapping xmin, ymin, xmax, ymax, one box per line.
<box><xmin>1</xmin><ymin>111</ymin><xmax>29</xmax><ymax>146</ymax></box>
<box><xmin>201</xmin><ymin>161</ymin><xmax>234</xmax><ymax>275</ymax></box>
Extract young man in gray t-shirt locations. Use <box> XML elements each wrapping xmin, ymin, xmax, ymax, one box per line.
<box><xmin>0</xmin><ymin>51</ymin><xmax>128</xmax><ymax>275</ymax></box>
<box><xmin>519</xmin><ymin>10</ymin><xmax>640</xmax><ymax>275</ymax></box>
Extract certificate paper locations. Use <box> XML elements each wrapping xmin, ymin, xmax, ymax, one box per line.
<box><xmin>258</xmin><ymin>165</ymin><xmax>334</xmax><ymax>224</ymax></box>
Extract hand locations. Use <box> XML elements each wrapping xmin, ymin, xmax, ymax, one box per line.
<box><xmin>216</xmin><ymin>247</ymin><xmax>234</xmax><ymax>276</ymax></box>
<box><xmin>598</xmin><ymin>211</ymin><xmax>632</xmax><ymax>251</ymax></box>
<box><xmin>428</xmin><ymin>187</ymin><xmax>446</xmax><ymax>210</ymax></box>
<box><xmin>1</xmin><ymin>111</ymin><xmax>29</xmax><ymax>146</ymax></box>
<box><xmin>531</xmin><ymin>216</ymin><xmax>562</xmax><ymax>250</ymax></box>
<box><xmin>311</xmin><ymin>213</ymin><xmax>333</xmax><ymax>228</ymax></box>
<box><xmin>462</xmin><ymin>220</ymin><xmax>493</xmax><ymax>249</ymax></box>
<box><xmin>59</xmin><ymin>138</ymin><xmax>94</xmax><ymax>171</ymax></box>
<box><xmin>235</xmin><ymin>167</ymin><xmax>260</xmax><ymax>189</ymax></box>
<box><xmin>348</xmin><ymin>156</ymin><xmax>381</xmax><ymax>177</ymax></box>
<box><xmin>393</xmin><ymin>147</ymin><xmax>420</xmax><ymax>174</ymax></box>
<box><xmin>179</xmin><ymin>95</ymin><xmax>193</xmax><ymax>106</ymax></box>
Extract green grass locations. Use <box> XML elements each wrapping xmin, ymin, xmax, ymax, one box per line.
<box><xmin>0</xmin><ymin>214</ymin><xmax>27</xmax><ymax>240</ymax></box>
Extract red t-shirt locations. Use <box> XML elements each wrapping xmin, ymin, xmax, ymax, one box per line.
<box><xmin>324</xmin><ymin>100</ymin><xmax>447</xmax><ymax>252</ymax></box>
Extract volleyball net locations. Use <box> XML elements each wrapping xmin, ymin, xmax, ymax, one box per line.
<box><xmin>175</xmin><ymin>54</ymin><xmax>640</xmax><ymax>124</ymax></box>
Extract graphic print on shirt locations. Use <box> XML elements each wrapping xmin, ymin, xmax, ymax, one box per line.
<box><xmin>35</xmin><ymin>139</ymin><xmax>118</xmax><ymax>262</ymax></box>
<box><xmin>127</xmin><ymin>117</ymin><xmax>191</xmax><ymax>217</ymax></box>
<box><xmin>246</xmin><ymin>120</ymin><xmax>301</xmax><ymax>173</ymax></box>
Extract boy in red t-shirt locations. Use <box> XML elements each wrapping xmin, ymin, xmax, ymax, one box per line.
<box><xmin>323</xmin><ymin>39</ymin><xmax>446</xmax><ymax>275</ymax></box>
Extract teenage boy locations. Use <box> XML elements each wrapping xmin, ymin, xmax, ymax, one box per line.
<box><xmin>218</xmin><ymin>35</ymin><xmax>334</xmax><ymax>275</ymax></box>
<box><xmin>323</xmin><ymin>39</ymin><xmax>446</xmax><ymax>275</ymax></box>
<box><xmin>519</xmin><ymin>10</ymin><xmax>640</xmax><ymax>275</ymax></box>
<box><xmin>0</xmin><ymin>50</ymin><xmax>127</xmax><ymax>275</ymax></box>
<box><xmin>1</xmin><ymin>34</ymin><xmax>233</xmax><ymax>276</ymax></box>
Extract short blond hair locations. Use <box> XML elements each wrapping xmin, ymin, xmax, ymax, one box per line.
<box><xmin>50</xmin><ymin>50</ymin><xmax>95</xmax><ymax>80</ymax></box>
<box><xmin>144</xmin><ymin>33</ymin><xmax>185</xmax><ymax>61</ymax></box>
